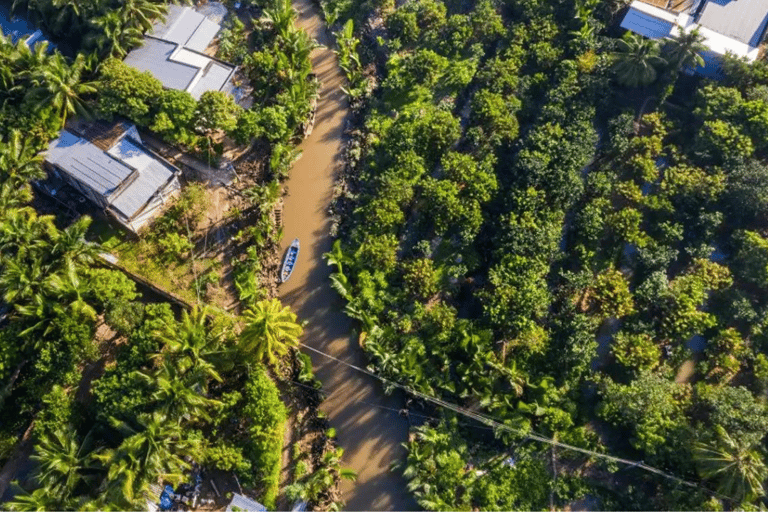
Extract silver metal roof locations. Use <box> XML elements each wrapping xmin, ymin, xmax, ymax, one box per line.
<box><xmin>697</xmin><ymin>0</ymin><xmax>768</xmax><ymax>47</ymax></box>
<box><xmin>45</xmin><ymin>128</ymin><xmax>177</xmax><ymax>220</ymax></box>
<box><xmin>123</xmin><ymin>38</ymin><xmax>197</xmax><ymax>91</ymax></box>
<box><xmin>123</xmin><ymin>5</ymin><xmax>236</xmax><ymax>98</ymax></box>
<box><xmin>110</xmin><ymin>160</ymin><xmax>173</xmax><ymax>218</ymax></box>
<box><xmin>186</xmin><ymin>18</ymin><xmax>220</xmax><ymax>52</ymax></box>
<box><xmin>46</xmin><ymin>131</ymin><xmax>131</xmax><ymax>197</ymax></box>
<box><xmin>225</xmin><ymin>494</ymin><xmax>266</xmax><ymax>512</ymax></box>
<box><xmin>189</xmin><ymin>61</ymin><xmax>236</xmax><ymax>99</ymax></box>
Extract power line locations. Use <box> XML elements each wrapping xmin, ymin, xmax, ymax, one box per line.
<box><xmin>289</xmin><ymin>378</ymin><xmax>497</xmax><ymax>430</ymax></box>
<box><xmin>298</xmin><ymin>342</ymin><xmax>728</xmax><ymax>501</ymax></box>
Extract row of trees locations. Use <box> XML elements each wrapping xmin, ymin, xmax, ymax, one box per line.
<box><xmin>323</xmin><ymin>0</ymin><xmax>768</xmax><ymax>507</ymax></box>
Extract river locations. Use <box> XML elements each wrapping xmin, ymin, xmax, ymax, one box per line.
<box><xmin>278</xmin><ymin>1</ymin><xmax>418</xmax><ymax>509</ymax></box>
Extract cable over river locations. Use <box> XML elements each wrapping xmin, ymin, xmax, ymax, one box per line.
<box><xmin>279</xmin><ymin>0</ymin><xmax>418</xmax><ymax>509</ymax></box>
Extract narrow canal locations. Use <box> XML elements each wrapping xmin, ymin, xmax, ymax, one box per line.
<box><xmin>278</xmin><ymin>0</ymin><xmax>418</xmax><ymax>509</ymax></box>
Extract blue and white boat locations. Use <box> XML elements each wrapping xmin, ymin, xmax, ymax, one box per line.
<box><xmin>280</xmin><ymin>238</ymin><xmax>300</xmax><ymax>283</ymax></box>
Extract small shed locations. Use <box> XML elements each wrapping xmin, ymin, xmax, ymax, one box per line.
<box><xmin>225</xmin><ymin>493</ymin><xmax>268</xmax><ymax>512</ymax></box>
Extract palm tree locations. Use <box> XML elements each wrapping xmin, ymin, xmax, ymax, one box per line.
<box><xmin>694</xmin><ymin>425</ymin><xmax>768</xmax><ymax>504</ymax></box>
<box><xmin>8</xmin><ymin>425</ymin><xmax>101</xmax><ymax>510</ymax></box>
<box><xmin>612</xmin><ymin>32</ymin><xmax>666</xmax><ymax>87</ymax></box>
<box><xmin>118</xmin><ymin>0</ymin><xmax>168</xmax><ymax>33</ymax></box>
<box><xmin>50</xmin><ymin>215</ymin><xmax>99</xmax><ymax>269</ymax></box>
<box><xmin>0</xmin><ymin>129</ymin><xmax>45</xmax><ymax>184</ymax></box>
<box><xmin>26</xmin><ymin>52</ymin><xmax>98</xmax><ymax>129</ymax></box>
<box><xmin>240</xmin><ymin>298</ymin><xmax>303</xmax><ymax>365</ymax></box>
<box><xmin>31</xmin><ymin>424</ymin><xmax>100</xmax><ymax>500</ymax></box>
<box><xmin>88</xmin><ymin>12</ymin><xmax>145</xmax><ymax>58</ymax></box>
<box><xmin>665</xmin><ymin>26</ymin><xmax>706</xmax><ymax>72</ymax></box>
<box><xmin>155</xmin><ymin>306</ymin><xmax>232</xmax><ymax>384</ymax></box>
<box><xmin>135</xmin><ymin>361</ymin><xmax>221</xmax><ymax>422</ymax></box>
<box><xmin>6</xmin><ymin>487</ymin><xmax>66</xmax><ymax>511</ymax></box>
<box><xmin>96</xmin><ymin>412</ymin><xmax>200</xmax><ymax>508</ymax></box>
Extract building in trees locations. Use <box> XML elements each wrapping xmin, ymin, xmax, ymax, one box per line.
<box><xmin>620</xmin><ymin>0</ymin><xmax>768</xmax><ymax>72</ymax></box>
<box><xmin>42</xmin><ymin>120</ymin><xmax>182</xmax><ymax>233</ymax></box>
<box><xmin>0</xmin><ymin>3</ymin><xmax>48</xmax><ymax>49</ymax></box>
<box><xmin>124</xmin><ymin>5</ymin><xmax>249</xmax><ymax>105</ymax></box>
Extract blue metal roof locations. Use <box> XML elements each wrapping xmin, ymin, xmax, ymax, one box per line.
<box><xmin>620</xmin><ymin>9</ymin><xmax>675</xmax><ymax>39</ymax></box>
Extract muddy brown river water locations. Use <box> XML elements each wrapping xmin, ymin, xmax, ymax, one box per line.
<box><xmin>279</xmin><ymin>1</ymin><xmax>418</xmax><ymax>509</ymax></box>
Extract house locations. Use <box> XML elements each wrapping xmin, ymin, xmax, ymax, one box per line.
<box><xmin>620</xmin><ymin>0</ymin><xmax>768</xmax><ymax>74</ymax></box>
<box><xmin>124</xmin><ymin>4</ymin><xmax>240</xmax><ymax>101</ymax></box>
<box><xmin>0</xmin><ymin>3</ymin><xmax>48</xmax><ymax>49</ymax></box>
<box><xmin>43</xmin><ymin>121</ymin><xmax>182</xmax><ymax>233</ymax></box>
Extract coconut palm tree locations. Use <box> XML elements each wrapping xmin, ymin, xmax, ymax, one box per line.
<box><xmin>8</xmin><ymin>424</ymin><xmax>102</xmax><ymax>510</ymax></box>
<box><xmin>0</xmin><ymin>129</ymin><xmax>45</xmax><ymax>184</ymax></box>
<box><xmin>155</xmin><ymin>306</ymin><xmax>232</xmax><ymax>384</ymax></box>
<box><xmin>26</xmin><ymin>52</ymin><xmax>98</xmax><ymax>129</ymax></box>
<box><xmin>118</xmin><ymin>0</ymin><xmax>168</xmax><ymax>33</ymax></box>
<box><xmin>6</xmin><ymin>487</ymin><xmax>65</xmax><ymax>511</ymax></box>
<box><xmin>694</xmin><ymin>425</ymin><xmax>768</xmax><ymax>504</ymax></box>
<box><xmin>665</xmin><ymin>26</ymin><xmax>706</xmax><ymax>72</ymax></box>
<box><xmin>240</xmin><ymin>298</ymin><xmax>303</xmax><ymax>365</ymax></box>
<box><xmin>135</xmin><ymin>361</ymin><xmax>221</xmax><ymax>422</ymax></box>
<box><xmin>32</xmin><ymin>424</ymin><xmax>101</xmax><ymax>500</ymax></box>
<box><xmin>97</xmin><ymin>412</ymin><xmax>200</xmax><ymax>508</ymax></box>
<box><xmin>88</xmin><ymin>11</ymin><xmax>145</xmax><ymax>58</ymax></box>
<box><xmin>50</xmin><ymin>215</ymin><xmax>99</xmax><ymax>269</ymax></box>
<box><xmin>612</xmin><ymin>32</ymin><xmax>666</xmax><ymax>87</ymax></box>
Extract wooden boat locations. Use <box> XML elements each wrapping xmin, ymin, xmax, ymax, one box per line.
<box><xmin>280</xmin><ymin>238</ymin><xmax>300</xmax><ymax>283</ymax></box>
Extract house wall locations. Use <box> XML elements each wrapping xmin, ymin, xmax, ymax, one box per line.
<box><xmin>45</xmin><ymin>162</ymin><xmax>109</xmax><ymax>209</ymax></box>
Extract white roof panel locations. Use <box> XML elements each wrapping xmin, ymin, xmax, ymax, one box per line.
<box><xmin>186</xmin><ymin>18</ymin><xmax>220</xmax><ymax>52</ymax></box>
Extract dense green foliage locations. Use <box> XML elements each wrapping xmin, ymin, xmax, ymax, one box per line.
<box><xmin>325</xmin><ymin>0</ymin><xmax>768</xmax><ymax>507</ymax></box>
<box><xmin>0</xmin><ymin>23</ymin><xmax>309</xmax><ymax>508</ymax></box>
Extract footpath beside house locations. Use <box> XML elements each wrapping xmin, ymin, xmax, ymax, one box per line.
<box><xmin>124</xmin><ymin>4</ymin><xmax>244</xmax><ymax>101</ymax></box>
<box><xmin>621</xmin><ymin>0</ymin><xmax>768</xmax><ymax>74</ymax></box>
<box><xmin>42</xmin><ymin>120</ymin><xmax>182</xmax><ymax>233</ymax></box>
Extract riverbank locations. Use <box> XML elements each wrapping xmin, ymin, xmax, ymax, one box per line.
<box><xmin>279</xmin><ymin>0</ymin><xmax>417</xmax><ymax>508</ymax></box>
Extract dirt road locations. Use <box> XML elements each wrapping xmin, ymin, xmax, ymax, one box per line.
<box><xmin>278</xmin><ymin>1</ymin><xmax>418</xmax><ymax>509</ymax></box>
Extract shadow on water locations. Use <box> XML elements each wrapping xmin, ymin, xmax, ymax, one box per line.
<box><xmin>279</xmin><ymin>0</ymin><xmax>418</xmax><ymax>509</ymax></box>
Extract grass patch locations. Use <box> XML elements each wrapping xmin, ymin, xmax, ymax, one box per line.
<box><xmin>87</xmin><ymin>184</ymin><xmax>225</xmax><ymax>305</ymax></box>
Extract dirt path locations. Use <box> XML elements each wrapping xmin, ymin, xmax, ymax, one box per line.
<box><xmin>279</xmin><ymin>1</ymin><xmax>417</xmax><ymax>509</ymax></box>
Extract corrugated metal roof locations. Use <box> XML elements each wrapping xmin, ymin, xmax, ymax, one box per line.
<box><xmin>189</xmin><ymin>61</ymin><xmax>235</xmax><ymax>99</ymax></box>
<box><xmin>107</xmin><ymin>137</ymin><xmax>175</xmax><ymax>218</ymax></box>
<box><xmin>45</xmin><ymin>128</ymin><xmax>177</xmax><ymax>220</ymax></box>
<box><xmin>225</xmin><ymin>494</ymin><xmax>267</xmax><ymax>512</ymax></box>
<box><xmin>697</xmin><ymin>0</ymin><xmax>768</xmax><ymax>47</ymax></box>
<box><xmin>110</xmin><ymin>160</ymin><xmax>173</xmax><ymax>218</ymax></box>
<box><xmin>621</xmin><ymin>8</ymin><xmax>675</xmax><ymax>38</ymax></box>
<box><xmin>124</xmin><ymin>38</ymin><xmax>198</xmax><ymax>91</ymax></box>
<box><xmin>46</xmin><ymin>131</ymin><xmax>131</xmax><ymax>197</ymax></box>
